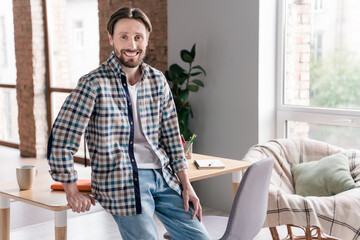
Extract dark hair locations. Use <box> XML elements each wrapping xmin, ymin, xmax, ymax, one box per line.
<box><xmin>107</xmin><ymin>7</ymin><xmax>152</xmax><ymax>36</ymax></box>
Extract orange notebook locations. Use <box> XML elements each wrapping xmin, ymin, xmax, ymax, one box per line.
<box><xmin>51</xmin><ymin>179</ymin><xmax>91</xmax><ymax>192</ymax></box>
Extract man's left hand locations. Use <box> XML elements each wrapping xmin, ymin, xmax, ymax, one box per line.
<box><xmin>182</xmin><ymin>184</ymin><xmax>202</xmax><ymax>221</ymax></box>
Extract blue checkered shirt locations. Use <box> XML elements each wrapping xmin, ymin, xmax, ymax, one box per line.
<box><xmin>47</xmin><ymin>52</ymin><xmax>188</xmax><ymax>216</ymax></box>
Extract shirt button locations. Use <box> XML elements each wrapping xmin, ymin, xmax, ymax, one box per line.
<box><xmin>134</xmin><ymin>178</ymin><xmax>138</xmax><ymax>181</ymax></box>
<box><xmin>130</xmin><ymin>141</ymin><xmax>133</xmax><ymax>144</ymax></box>
<box><xmin>123</xmin><ymin>83</ymin><xmax>126</xmax><ymax>87</ymax></box>
<box><xmin>131</xmin><ymin>159</ymin><xmax>135</xmax><ymax>162</ymax></box>
<box><xmin>130</xmin><ymin>121</ymin><xmax>133</xmax><ymax>125</ymax></box>
<box><xmin>129</xmin><ymin>102</ymin><xmax>132</xmax><ymax>106</ymax></box>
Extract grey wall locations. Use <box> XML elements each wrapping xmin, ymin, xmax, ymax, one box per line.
<box><xmin>168</xmin><ymin>0</ymin><xmax>263</xmax><ymax>211</ymax></box>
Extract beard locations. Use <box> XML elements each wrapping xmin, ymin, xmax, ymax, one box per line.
<box><xmin>114</xmin><ymin>48</ymin><xmax>146</xmax><ymax>68</ymax></box>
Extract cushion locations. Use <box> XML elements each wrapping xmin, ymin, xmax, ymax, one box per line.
<box><xmin>291</xmin><ymin>152</ymin><xmax>356</xmax><ymax>197</ymax></box>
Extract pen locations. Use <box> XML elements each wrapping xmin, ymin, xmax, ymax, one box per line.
<box><xmin>185</xmin><ymin>134</ymin><xmax>197</xmax><ymax>155</ymax></box>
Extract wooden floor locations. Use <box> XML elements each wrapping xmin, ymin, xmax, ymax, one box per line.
<box><xmin>2</xmin><ymin>146</ymin><xmax>294</xmax><ymax>239</ymax></box>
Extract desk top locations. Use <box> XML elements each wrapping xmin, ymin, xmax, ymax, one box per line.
<box><xmin>0</xmin><ymin>152</ymin><xmax>250</xmax><ymax>211</ymax></box>
<box><xmin>187</xmin><ymin>154</ymin><xmax>250</xmax><ymax>181</ymax></box>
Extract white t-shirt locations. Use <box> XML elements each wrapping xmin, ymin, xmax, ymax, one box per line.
<box><xmin>127</xmin><ymin>81</ymin><xmax>162</xmax><ymax>169</ymax></box>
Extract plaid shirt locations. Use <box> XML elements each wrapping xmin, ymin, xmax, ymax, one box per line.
<box><xmin>47</xmin><ymin>52</ymin><xmax>187</xmax><ymax>216</ymax></box>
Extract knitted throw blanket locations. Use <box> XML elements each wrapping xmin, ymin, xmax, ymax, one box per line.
<box><xmin>242</xmin><ymin>138</ymin><xmax>360</xmax><ymax>239</ymax></box>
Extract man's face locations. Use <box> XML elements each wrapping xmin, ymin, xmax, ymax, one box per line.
<box><xmin>108</xmin><ymin>18</ymin><xmax>149</xmax><ymax>69</ymax></box>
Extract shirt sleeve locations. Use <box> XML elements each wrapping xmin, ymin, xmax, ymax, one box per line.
<box><xmin>159</xmin><ymin>75</ymin><xmax>188</xmax><ymax>173</ymax></box>
<box><xmin>47</xmin><ymin>77</ymin><xmax>96</xmax><ymax>183</ymax></box>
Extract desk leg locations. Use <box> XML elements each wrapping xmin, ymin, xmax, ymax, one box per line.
<box><xmin>232</xmin><ymin>171</ymin><xmax>243</xmax><ymax>199</ymax></box>
<box><xmin>0</xmin><ymin>196</ymin><xmax>10</xmax><ymax>240</ymax></box>
<box><xmin>55</xmin><ymin>210</ymin><xmax>67</xmax><ymax>240</ymax></box>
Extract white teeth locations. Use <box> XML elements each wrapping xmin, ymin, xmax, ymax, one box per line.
<box><xmin>124</xmin><ymin>52</ymin><xmax>137</xmax><ymax>57</ymax></box>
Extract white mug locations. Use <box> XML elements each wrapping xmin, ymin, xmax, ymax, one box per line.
<box><xmin>16</xmin><ymin>165</ymin><xmax>38</xmax><ymax>190</ymax></box>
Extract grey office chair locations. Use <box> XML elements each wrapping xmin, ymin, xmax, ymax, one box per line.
<box><xmin>163</xmin><ymin>157</ymin><xmax>274</xmax><ymax>240</ymax></box>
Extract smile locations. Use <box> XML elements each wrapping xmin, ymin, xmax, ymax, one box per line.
<box><xmin>123</xmin><ymin>51</ymin><xmax>139</xmax><ymax>57</ymax></box>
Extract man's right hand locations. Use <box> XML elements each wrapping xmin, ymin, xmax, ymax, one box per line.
<box><xmin>62</xmin><ymin>182</ymin><xmax>96</xmax><ymax>213</ymax></box>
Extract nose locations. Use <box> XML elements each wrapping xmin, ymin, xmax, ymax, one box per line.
<box><xmin>128</xmin><ymin>38</ymin><xmax>136</xmax><ymax>50</ymax></box>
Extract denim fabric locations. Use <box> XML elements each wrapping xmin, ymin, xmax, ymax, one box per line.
<box><xmin>112</xmin><ymin>169</ymin><xmax>210</xmax><ymax>240</ymax></box>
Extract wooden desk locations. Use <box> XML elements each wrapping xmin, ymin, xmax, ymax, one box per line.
<box><xmin>0</xmin><ymin>153</ymin><xmax>250</xmax><ymax>240</ymax></box>
<box><xmin>188</xmin><ymin>154</ymin><xmax>250</xmax><ymax>197</ymax></box>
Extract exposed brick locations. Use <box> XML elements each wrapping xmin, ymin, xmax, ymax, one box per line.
<box><xmin>300</xmin><ymin>72</ymin><xmax>310</xmax><ymax>81</ymax></box>
<box><xmin>300</xmin><ymin>53</ymin><xmax>310</xmax><ymax>63</ymax></box>
<box><xmin>285</xmin><ymin>1</ymin><xmax>311</xmax><ymax>114</ymax></box>
<box><xmin>14</xmin><ymin>0</ymin><xmax>48</xmax><ymax>157</ymax></box>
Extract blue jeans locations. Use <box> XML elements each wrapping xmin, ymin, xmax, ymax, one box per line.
<box><xmin>111</xmin><ymin>169</ymin><xmax>211</xmax><ymax>240</ymax></box>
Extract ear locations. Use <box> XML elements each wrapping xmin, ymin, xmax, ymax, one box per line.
<box><xmin>108</xmin><ymin>32</ymin><xmax>114</xmax><ymax>47</ymax></box>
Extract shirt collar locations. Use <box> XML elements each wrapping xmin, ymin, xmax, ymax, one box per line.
<box><xmin>108</xmin><ymin>51</ymin><xmax>148</xmax><ymax>81</ymax></box>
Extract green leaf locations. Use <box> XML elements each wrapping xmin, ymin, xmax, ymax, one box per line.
<box><xmin>177</xmin><ymin>75</ymin><xmax>187</xmax><ymax>85</ymax></box>
<box><xmin>181</xmin><ymin>50</ymin><xmax>193</xmax><ymax>63</ymax></box>
<box><xmin>187</xmin><ymin>85</ymin><xmax>199</xmax><ymax>92</ymax></box>
<box><xmin>168</xmin><ymin>69</ymin><xmax>177</xmax><ymax>81</ymax></box>
<box><xmin>192</xmin><ymin>65</ymin><xmax>207</xmax><ymax>76</ymax></box>
<box><xmin>170</xmin><ymin>64</ymin><xmax>185</xmax><ymax>75</ymax></box>
<box><xmin>191</xmin><ymin>79</ymin><xmax>205</xmax><ymax>87</ymax></box>
<box><xmin>180</xmin><ymin>108</ymin><xmax>190</xmax><ymax>126</ymax></box>
<box><xmin>190</xmin><ymin>44</ymin><xmax>196</xmax><ymax>59</ymax></box>
<box><xmin>180</xmin><ymin>90</ymin><xmax>189</xmax><ymax>102</ymax></box>
<box><xmin>190</xmin><ymin>72</ymin><xmax>202</xmax><ymax>77</ymax></box>
<box><xmin>165</xmin><ymin>71</ymin><xmax>172</xmax><ymax>81</ymax></box>
<box><xmin>182</xmin><ymin>128</ymin><xmax>193</xmax><ymax>140</ymax></box>
<box><xmin>179</xmin><ymin>123</ymin><xmax>185</xmax><ymax>135</ymax></box>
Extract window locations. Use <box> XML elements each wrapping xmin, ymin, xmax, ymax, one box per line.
<box><xmin>73</xmin><ymin>20</ymin><xmax>85</xmax><ymax>49</ymax></box>
<box><xmin>0</xmin><ymin>16</ymin><xmax>7</xmax><ymax>67</ymax></box>
<box><xmin>0</xmin><ymin>0</ymin><xmax>19</xmax><ymax>146</ymax></box>
<box><xmin>312</xmin><ymin>33</ymin><xmax>322</xmax><ymax>62</ymax></box>
<box><xmin>277</xmin><ymin>0</ymin><xmax>360</xmax><ymax>149</ymax></box>
<box><xmin>314</xmin><ymin>0</ymin><xmax>323</xmax><ymax>11</ymax></box>
<box><xmin>46</xmin><ymin>0</ymin><xmax>99</xmax><ymax>158</ymax></box>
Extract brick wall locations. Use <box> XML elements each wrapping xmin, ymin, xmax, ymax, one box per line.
<box><xmin>285</xmin><ymin>0</ymin><xmax>311</xmax><ymax>106</ymax></box>
<box><xmin>13</xmin><ymin>0</ymin><xmax>48</xmax><ymax>157</ymax></box>
<box><xmin>285</xmin><ymin>0</ymin><xmax>311</xmax><ymax>138</ymax></box>
<box><xmin>98</xmin><ymin>0</ymin><xmax>168</xmax><ymax>72</ymax></box>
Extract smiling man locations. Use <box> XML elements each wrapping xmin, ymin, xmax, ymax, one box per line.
<box><xmin>47</xmin><ymin>7</ymin><xmax>210</xmax><ymax>240</ymax></box>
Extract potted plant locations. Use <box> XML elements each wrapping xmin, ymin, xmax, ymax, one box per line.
<box><xmin>165</xmin><ymin>44</ymin><xmax>206</xmax><ymax>140</ymax></box>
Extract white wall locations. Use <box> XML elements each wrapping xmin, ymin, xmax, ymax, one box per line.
<box><xmin>168</xmin><ymin>0</ymin><xmax>277</xmax><ymax>211</ymax></box>
<box><xmin>259</xmin><ymin>0</ymin><xmax>277</xmax><ymax>144</ymax></box>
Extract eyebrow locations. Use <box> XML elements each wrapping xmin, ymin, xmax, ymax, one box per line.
<box><xmin>118</xmin><ymin>32</ymin><xmax>145</xmax><ymax>36</ymax></box>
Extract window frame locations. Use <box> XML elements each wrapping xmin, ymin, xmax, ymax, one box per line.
<box><xmin>0</xmin><ymin>3</ymin><xmax>19</xmax><ymax>148</ymax></box>
<box><xmin>44</xmin><ymin>0</ymin><xmax>90</xmax><ymax>163</ymax></box>
<box><xmin>0</xmin><ymin>84</ymin><xmax>19</xmax><ymax>148</ymax></box>
<box><xmin>275</xmin><ymin>0</ymin><xmax>360</xmax><ymax>138</ymax></box>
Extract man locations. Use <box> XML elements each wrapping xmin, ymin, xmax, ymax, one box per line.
<box><xmin>47</xmin><ymin>7</ymin><xmax>210</xmax><ymax>240</ymax></box>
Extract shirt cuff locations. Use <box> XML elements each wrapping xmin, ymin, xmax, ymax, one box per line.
<box><xmin>172</xmin><ymin>158</ymin><xmax>188</xmax><ymax>173</ymax></box>
<box><xmin>49</xmin><ymin>170</ymin><xmax>78</xmax><ymax>183</ymax></box>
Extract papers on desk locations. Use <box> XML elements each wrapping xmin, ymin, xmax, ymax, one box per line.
<box><xmin>194</xmin><ymin>159</ymin><xmax>225</xmax><ymax>169</ymax></box>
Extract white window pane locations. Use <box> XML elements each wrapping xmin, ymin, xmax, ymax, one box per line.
<box><xmin>0</xmin><ymin>88</ymin><xmax>19</xmax><ymax>143</ymax></box>
<box><xmin>287</xmin><ymin>121</ymin><xmax>360</xmax><ymax>149</ymax></box>
<box><xmin>46</xmin><ymin>0</ymin><xmax>99</xmax><ymax>89</ymax></box>
<box><xmin>51</xmin><ymin>92</ymin><xmax>89</xmax><ymax>158</ymax></box>
<box><xmin>0</xmin><ymin>0</ymin><xmax>17</xmax><ymax>85</ymax></box>
<box><xmin>284</xmin><ymin>0</ymin><xmax>360</xmax><ymax>110</ymax></box>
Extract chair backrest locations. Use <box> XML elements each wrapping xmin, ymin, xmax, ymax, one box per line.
<box><xmin>221</xmin><ymin>157</ymin><xmax>274</xmax><ymax>240</ymax></box>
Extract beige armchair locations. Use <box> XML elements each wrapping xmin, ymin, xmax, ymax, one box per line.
<box><xmin>242</xmin><ymin>138</ymin><xmax>360</xmax><ymax>240</ymax></box>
